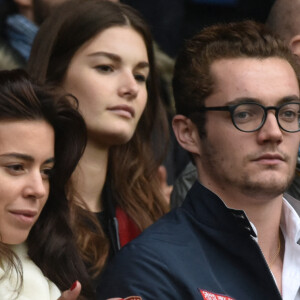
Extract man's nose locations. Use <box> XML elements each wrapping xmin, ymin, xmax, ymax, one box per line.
<box><xmin>257</xmin><ymin>111</ymin><xmax>283</xmax><ymax>144</ymax></box>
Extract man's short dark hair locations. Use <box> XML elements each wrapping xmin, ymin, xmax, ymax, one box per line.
<box><xmin>173</xmin><ymin>20</ymin><xmax>300</xmax><ymax>137</ymax></box>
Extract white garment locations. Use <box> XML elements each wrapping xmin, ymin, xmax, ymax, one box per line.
<box><xmin>0</xmin><ymin>243</ymin><xmax>61</xmax><ymax>300</ymax></box>
<box><xmin>250</xmin><ymin>198</ymin><xmax>300</xmax><ymax>300</ymax></box>
<box><xmin>281</xmin><ymin>198</ymin><xmax>300</xmax><ymax>300</ymax></box>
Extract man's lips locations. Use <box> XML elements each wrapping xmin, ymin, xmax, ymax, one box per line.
<box><xmin>252</xmin><ymin>153</ymin><xmax>285</xmax><ymax>165</ymax></box>
<box><xmin>107</xmin><ymin>105</ymin><xmax>135</xmax><ymax>118</ymax></box>
<box><xmin>253</xmin><ymin>153</ymin><xmax>284</xmax><ymax>161</ymax></box>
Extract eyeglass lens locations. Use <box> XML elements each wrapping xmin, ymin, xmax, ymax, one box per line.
<box><xmin>232</xmin><ymin>103</ymin><xmax>300</xmax><ymax>132</ymax></box>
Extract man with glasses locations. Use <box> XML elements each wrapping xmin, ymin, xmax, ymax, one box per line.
<box><xmin>171</xmin><ymin>0</ymin><xmax>300</xmax><ymax>209</ymax></box>
<box><xmin>97</xmin><ymin>20</ymin><xmax>300</xmax><ymax>300</ymax></box>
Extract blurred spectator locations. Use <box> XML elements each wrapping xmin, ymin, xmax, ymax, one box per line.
<box><xmin>266</xmin><ymin>0</ymin><xmax>300</xmax><ymax>61</ymax></box>
<box><xmin>266</xmin><ymin>0</ymin><xmax>300</xmax><ymax>200</ymax></box>
<box><xmin>0</xmin><ymin>0</ymin><xmax>69</xmax><ymax>70</ymax></box>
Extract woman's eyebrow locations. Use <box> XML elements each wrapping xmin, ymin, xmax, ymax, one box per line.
<box><xmin>44</xmin><ymin>158</ymin><xmax>55</xmax><ymax>165</ymax></box>
<box><xmin>0</xmin><ymin>153</ymin><xmax>34</xmax><ymax>162</ymax></box>
<box><xmin>88</xmin><ymin>51</ymin><xmax>149</xmax><ymax>69</ymax></box>
<box><xmin>0</xmin><ymin>153</ymin><xmax>55</xmax><ymax>164</ymax></box>
<box><xmin>136</xmin><ymin>61</ymin><xmax>149</xmax><ymax>69</ymax></box>
<box><xmin>87</xmin><ymin>51</ymin><xmax>121</xmax><ymax>63</ymax></box>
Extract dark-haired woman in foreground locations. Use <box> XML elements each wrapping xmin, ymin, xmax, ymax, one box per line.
<box><xmin>0</xmin><ymin>69</ymin><xmax>94</xmax><ymax>300</ymax></box>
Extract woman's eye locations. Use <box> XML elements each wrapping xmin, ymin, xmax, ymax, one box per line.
<box><xmin>41</xmin><ymin>168</ymin><xmax>53</xmax><ymax>180</ymax></box>
<box><xmin>95</xmin><ymin>65</ymin><xmax>114</xmax><ymax>73</ymax></box>
<box><xmin>134</xmin><ymin>74</ymin><xmax>147</xmax><ymax>83</ymax></box>
<box><xmin>6</xmin><ymin>164</ymin><xmax>25</xmax><ymax>173</ymax></box>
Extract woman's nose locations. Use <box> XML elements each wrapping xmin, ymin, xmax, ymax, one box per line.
<box><xmin>23</xmin><ymin>172</ymin><xmax>48</xmax><ymax>200</ymax></box>
<box><xmin>118</xmin><ymin>72</ymin><xmax>139</xmax><ymax>99</ymax></box>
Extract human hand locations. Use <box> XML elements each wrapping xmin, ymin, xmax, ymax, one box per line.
<box><xmin>57</xmin><ymin>281</ymin><xmax>81</xmax><ymax>300</ymax></box>
<box><xmin>158</xmin><ymin>165</ymin><xmax>173</xmax><ymax>206</ymax></box>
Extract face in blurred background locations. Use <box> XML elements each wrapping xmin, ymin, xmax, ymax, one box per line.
<box><xmin>33</xmin><ymin>0</ymin><xmax>70</xmax><ymax>25</ymax></box>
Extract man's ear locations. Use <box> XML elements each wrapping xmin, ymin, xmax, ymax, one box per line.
<box><xmin>289</xmin><ymin>35</ymin><xmax>300</xmax><ymax>58</ymax></box>
<box><xmin>172</xmin><ymin>115</ymin><xmax>201</xmax><ymax>156</ymax></box>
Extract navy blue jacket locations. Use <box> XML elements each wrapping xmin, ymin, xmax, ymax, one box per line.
<box><xmin>97</xmin><ymin>181</ymin><xmax>299</xmax><ymax>300</ymax></box>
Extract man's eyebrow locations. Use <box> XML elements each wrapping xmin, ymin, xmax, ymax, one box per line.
<box><xmin>0</xmin><ymin>153</ymin><xmax>55</xmax><ymax>164</ymax></box>
<box><xmin>226</xmin><ymin>95</ymin><xmax>300</xmax><ymax>106</ymax></box>
<box><xmin>226</xmin><ymin>97</ymin><xmax>260</xmax><ymax>105</ymax></box>
<box><xmin>278</xmin><ymin>95</ymin><xmax>300</xmax><ymax>104</ymax></box>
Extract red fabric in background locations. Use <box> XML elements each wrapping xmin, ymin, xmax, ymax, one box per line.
<box><xmin>116</xmin><ymin>206</ymin><xmax>141</xmax><ymax>247</ymax></box>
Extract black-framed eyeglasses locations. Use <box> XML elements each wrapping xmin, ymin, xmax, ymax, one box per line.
<box><xmin>197</xmin><ymin>102</ymin><xmax>300</xmax><ymax>133</ymax></box>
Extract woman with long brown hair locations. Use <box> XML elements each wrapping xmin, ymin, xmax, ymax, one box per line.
<box><xmin>28</xmin><ymin>0</ymin><xmax>169</xmax><ymax>285</ymax></box>
<box><xmin>0</xmin><ymin>69</ymin><xmax>94</xmax><ymax>299</ymax></box>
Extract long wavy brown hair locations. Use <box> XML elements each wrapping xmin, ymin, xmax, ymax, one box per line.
<box><xmin>0</xmin><ymin>69</ymin><xmax>94</xmax><ymax>299</ymax></box>
<box><xmin>28</xmin><ymin>0</ymin><xmax>169</xmax><ymax>276</ymax></box>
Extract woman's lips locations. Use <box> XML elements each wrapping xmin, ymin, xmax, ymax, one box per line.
<box><xmin>107</xmin><ymin>105</ymin><xmax>135</xmax><ymax>118</ymax></box>
<box><xmin>9</xmin><ymin>209</ymin><xmax>37</xmax><ymax>225</ymax></box>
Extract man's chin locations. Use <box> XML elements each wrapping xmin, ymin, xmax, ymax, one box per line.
<box><xmin>241</xmin><ymin>179</ymin><xmax>290</xmax><ymax>198</ymax></box>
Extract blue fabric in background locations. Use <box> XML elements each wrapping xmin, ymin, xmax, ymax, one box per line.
<box><xmin>5</xmin><ymin>14</ymin><xmax>38</xmax><ymax>61</ymax></box>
